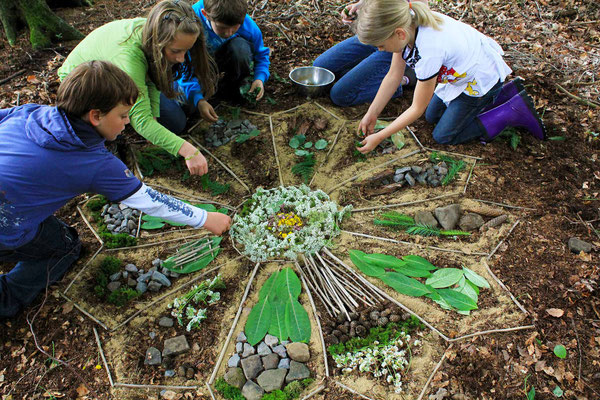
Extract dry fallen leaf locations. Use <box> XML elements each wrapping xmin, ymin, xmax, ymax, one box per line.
<box><xmin>76</xmin><ymin>384</ymin><xmax>89</xmax><ymax>397</ymax></box>
<box><xmin>62</xmin><ymin>302</ymin><xmax>74</xmax><ymax>314</ymax></box>
<box><xmin>546</xmin><ymin>308</ymin><xmax>564</xmax><ymax>318</ymax></box>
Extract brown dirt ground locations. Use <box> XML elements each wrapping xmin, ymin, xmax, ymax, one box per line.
<box><xmin>1</xmin><ymin>0</ymin><xmax>599</xmax><ymax>399</ymax></box>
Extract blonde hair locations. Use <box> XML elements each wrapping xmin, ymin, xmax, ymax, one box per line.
<box><xmin>355</xmin><ymin>0</ymin><xmax>444</xmax><ymax>46</ymax></box>
<box><xmin>141</xmin><ymin>0</ymin><xmax>217</xmax><ymax>99</ymax></box>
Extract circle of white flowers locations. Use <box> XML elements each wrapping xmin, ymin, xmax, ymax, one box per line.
<box><xmin>231</xmin><ymin>185</ymin><xmax>352</xmax><ymax>262</ymax></box>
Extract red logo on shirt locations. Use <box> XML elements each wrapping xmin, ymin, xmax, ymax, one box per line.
<box><xmin>437</xmin><ymin>66</ymin><xmax>466</xmax><ymax>84</ymax></box>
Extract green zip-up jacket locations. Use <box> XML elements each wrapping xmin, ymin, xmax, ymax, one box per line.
<box><xmin>58</xmin><ymin>18</ymin><xmax>185</xmax><ymax>156</ymax></box>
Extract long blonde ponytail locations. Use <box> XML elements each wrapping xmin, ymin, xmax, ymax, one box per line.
<box><xmin>355</xmin><ymin>0</ymin><xmax>444</xmax><ymax>46</ymax></box>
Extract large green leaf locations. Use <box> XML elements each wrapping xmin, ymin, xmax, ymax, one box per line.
<box><xmin>393</xmin><ymin>264</ymin><xmax>433</xmax><ymax>278</ymax></box>
<box><xmin>425</xmin><ymin>287</ymin><xmax>453</xmax><ymax>310</ymax></box>
<box><xmin>259</xmin><ymin>270</ymin><xmax>281</xmax><ymax>301</ymax></box>
<box><xmin>425</xmin><ymin>268</ymin><xmax>464</xmax><ymax>288</ymax></box>
<box><xmin>349</xmin><ymin>250</ymin><xmax>385</xmax><ymax>277</ymax></box>
<box><xmin>268</xmin><ymin>301</ymin><xmax>289</xmax><ymax>341</ymax></box>
<box><xmin>162</xmin><ymin>237</ymin><xmax>223</xmax><ymax>273</ymax></box>
<box><xmin>274</xmin><ymin>267</ymin><xmax>301</xmax><ymax>301</ymax></box>
<box><xmin>457</xmin><ymin>278</ymin><xmax>478</xmax><ymax>303</ymax></box>
<box><xmin>245</xmin><ymin>298</ymin><xmax>273</xmax><ymax>346</ymax></box>
<box><xmin>285</xmin><ymin>300</ymin><xmax>311</xmax><ymax>343</ymax></box>
<box><xmin>401</xmin><ymin>255</ymin><xmax>437</xmax><ymax>271</ymax></box>
<box><xmin>141</xmin><ymin>220</ymin><xmax>164</xmax><ymax>230</ymax></box>
<box><xmin>363</xmin><ymin>253</ymin><xmax>406</xmax><ymax>270</ymax></box>
<box><xmin>437</xmin><ymin>289</ymin><xmax>478</xmax><ymax>311</ymax></box>
<box><xmin>380</xmin><ymin>272</ymin><xmax>431</xmax><ymax>297</ymax></box>
<box><xmin>194</xmin><ymin>204</ymin><xmax>218</xmax><ymax>212</ymax></box>
<box><xmin>462</xmin><ymin>266</ymin><xmax>490</xmax><ymax>289</ymax></box>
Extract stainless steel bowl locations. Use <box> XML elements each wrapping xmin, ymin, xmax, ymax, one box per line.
<box><xmin>289</xmin><ymin>66</ymin><xmax>335</xmax><ymax>98</ymax></box>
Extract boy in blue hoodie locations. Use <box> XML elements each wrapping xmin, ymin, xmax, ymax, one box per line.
<box><xmin>162</xmin><ymin>0</ymin><xmax>270</xmax><ymax>127</ymax></box>
<box><xmin>0</xmin><ymin>60</ymin><xmax>231</xmax><ymax>318</ymax></box>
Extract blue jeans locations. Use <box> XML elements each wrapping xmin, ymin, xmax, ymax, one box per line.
<box><xmin>425</xmin><ymin>81</ymin><xmax>503</xmax><ymax>144</ymax></box>
<box><xmin>0</xmin><ymin>216</ymin><xmax>81</xmax><ymax>318</ymax></box>
<box><xmin>313</xmin><ymin>35</ymin><xmax>404</xmax><ymax>107</ymax></box>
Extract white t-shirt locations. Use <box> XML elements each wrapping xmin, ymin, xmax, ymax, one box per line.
<box><xmin>403</xmin><ymin>13</ymin><xmax>512</xmax><ymax>103</ymax></box>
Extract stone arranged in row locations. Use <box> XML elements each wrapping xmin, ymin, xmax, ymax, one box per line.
<box><xmin>416</xmin><ymin>204</ymin><xmax>508</xmax><ymax>231</ymax></box>
<box><xmin>224</xmin><ymin>332</ymin><xmax>311</xmax><ymax>400</ymax></box>
<box><xmin>145</xmin><ymin>335</ymin><xmax>197</xmax><ymax>379</ymax></box>
<box><xmin>205</xmin><ymin>118</ymin><xmax>258</xmax><ymax>147</ymax></box>
<box><xmin>107</xmin><ymin>259</ymin><xmax>180</xmax><ymax>295</ymax></box>
<box><xmin>101</xmin><ymin>203</ymin><xmax>140</xmax><ymax>236</ymax></box>
<box><xmin>385</xmin><ymin>162</ymin><xmax>449</xmax><ymax>188</ymax></box>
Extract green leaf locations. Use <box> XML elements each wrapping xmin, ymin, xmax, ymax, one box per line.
<box><xmin>304</xmin><ymin>141</ymin><xmax>313</xmax><ymax>149</ymax></box>
<box><xmin>362</xmin><ymin>253</ymin><xmax>405</xmax><ymax>269</ymax></box>
<box><xmin>245</xmin><ymin>298</ymin><xmax>272</xmax><ymax>346</ymax></box>
<box><xmin>275</xmin><ymin>267</ymin><xmax>302</xmax><ymax>302</ymax></box>
<box><xmin>374</xmin><ymin>120</ymin><xmax>389</xmax><ymax>131</ymax></box>
<box><xmin>195</xmin><ymin>204</ymin><xmax>218</xmax><ymax>212</ymax></box>
<box><xmin>553</xmin><ymin>344</ymin><xmax>567</xmax><ymax>359</ymax></box>
<box><xmin>162</xmin><ymin>237</ymin><xmax>222</xmax><ymax>273</ymax></box>
<box><xmin>349</xmin><ymin>250</ymin><xmax>385</xmax><ymax>277</ymax></box>
<box><xmin>163</xmin><ymin>220</ymin><xmax>187</xmax><ymax>227</ymax></box>
<box><xmin>462</xmin><ymin>266</ymin><xmax>490</xmax><ymax>289</ymax></box>
<box><xmin>289</xmin><ymin>137</ymin><xmax>301</xmax><ymax>149</ymax></box>
<box><xmin>401</xmin><ymin>255</ymin><xmax>437</xmax><ymax>271</ymax></box>
<box><xmin>285</xmin><ymin>300</ymin><xmax>311</xmax><ymax>343</ymax></box>
<box><xmin>437</xmin><ymin>289</ymin><xmax>478</xmax><ymax>311</ymax></box>
<box><xmin>391</xmin><ymin>131</ymin><xmax>406</xmax><ymax>149</ymax></box>
<box><xmin>457</xmin><ymin>277</ymin><xmax>478</xmax><ymax>303</ymax></box>
<box><xmin>142</xmin><ymin>214</ymin><xmax>162</xmax><ymax>222</ymax></box>
<box><xmin>527</xmin><ymin>386</ymin><xmax>535</xmax><ymax>400</ymax></box>
<box><xmin>425</xmin><ymin>268</ymin><xmax>464</xmax><ymax>288</ymax></box>
<box><xmin>380</xmin><ymin>272</ymin><xmax>431</xmax><ymax>297</ymax></box>
<box><xmin>268</xmin><ymin>301</ymin><xmax>289</xmax><ymax>341</ymax></box>
<box><xmin>315</xmin><ymin>139</ymin><xmax>328</xmax><ymax>150</ymax></box>
<box><xmin>141</xmin><ymin>220</ymin><xmax>164</xmax><ymax>229</ymax></box>
<box><xmin>295</xmin><ymin>149</ymin><xmax>311</xmax><ymax>157</ymax></box>
<box><xmin>259</xmin><ymin>270</ymin><xmax>281</xmax><ymax>301</ymax></box>
<box><xmin>549</xmin><ymin>136</ymin><xmax>566</xmax><ymax>141</ymax></box>
<box><xmin>217</xmin><ymin>207</ymin><xmax>229</xmax><ymax>214</ymax></box>
<box><xmin>510</xmin><ymin>132</ymin><xmax>521</xmax><ymax>150</ymax></box>
<box><xmin>552</xmin><ymin>386</ymin><xmax>563</xmax><ymax>397</ymax></box>
<box><xmin>393</xmin><ymin>265</ymin><xmax>432</xmax><ymax>278</ymax></box>
<box><xmin>425</xmin><ymin>287</ymin><xmax>453</xmax><ymax>310</ymax></box>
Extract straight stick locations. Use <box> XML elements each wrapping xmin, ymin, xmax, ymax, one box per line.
<box><xmin>333</xmin><ymin>381</ymin><xmax>377</xmax><ymax>400</ymax></box>
<box><xmin>59</xmin><ymin>293</ymin><xmax>108</xmax><ymax>330</ymax></box>
<box><xmin>316</xmin><ymin>252</ymin><xmax>359</xmax><ymax>309</ymax></box>
<box><xmin>323</xmin><ymin>255</ymin><xmax>381</xmax><ymax>304</ymax></box>
<box><xmin>473</xmin><ymin>198</ymin><xmax>536</xmax><ymax>211</ymax></box>
<box><xmin>298</xmin><ymin>259</ymin><xmax>336</xmax><ymax>317</ymax></box>
<box><xmin>463</xmin><ymin>159</ymin><xmax>476</xmax><ymax>194</ymax></box>
<box><xmin>300</xmin><ymin>384</ymin><xmax>326</xmax><ymax>400</ymax></box>
<box><xmin>104</xmin><ymin>233</ymin><xmax>207</xmax><ymax>252</ymax></box>
<box><xmin>114</xmin><ymin>383</ymin><xmax>198</xmax><ymax>390</ymax></box>
<box><xmin>487</xmin><ymin>220</ymin><xmax>520</xmax><ymax>259</ymax></box>
<box><xmin>269</xmin><ymin>115</ymin><xmax>285</xmax><ymax>187</ymax></box>
<box><xmin>313</xmin><ymin>102</ymin><xmax>342</xmax><ymax>120</ymax></box>
<box><xmin>407</xmin><ymin>126</ymin><xmax>426</xmax><ymax>151</ymax></box>
<box><xmin>448</xmin><ymin>324</ymin><xmax>535</xmax><ymax>342</ymax></box>
<box><xmin>76</xmin><ymin>205</ymin><xmax>103</xmax><ymax>245</ymax></box>
<box><xmin>64</xmin><ymin>245</ymin><xmax>103</xmax><ymax>294</ymax></box>
<box><xmin>311</xmin><ymin>254</ymin><xmax>351</xmax><ymax>320</ymax></box>
<box><xmin>423</xmin><ymin>147</ymin><xmax>483</xmax><ymax>160</ymax></box>
<box><xmin>305</xmin><ymin>255</ymin><xmax>342</xmax><ymax>315</ymax></box>
<box><xmin>482</xmin><ymin>259</ymin><xmax>528</xmax><ymax>314</ymax></box>
<box><xmin>129</xmin><ymin>145</ymin><xmax>145</xmax><ymax>181</ymax></box>
<box><xmin>93</xmin><ymin>327</ymin><xmax>114</xmax><ymax>387</ymax></box>
<box><xmin>300</xmin><ymin>255</ymin><xmax>338</xmax><ymax>316</ymax></box>
<box><xmin>416</xmin><ymin>346</ymin><xmax>451</xmax><ymax>400</ymax></box>
<box><xmin>206</xmin><ymin>382</ymin><xmax>217</xmax><ymax>400</ymax></box>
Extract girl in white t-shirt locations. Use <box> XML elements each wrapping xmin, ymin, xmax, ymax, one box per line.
<box><xmin>355</xmin><ymin>0</ymin><xmax>546</xmax><ymax>151</ymax></box>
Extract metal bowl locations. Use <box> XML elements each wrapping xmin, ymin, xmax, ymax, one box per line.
<box><xmin>289</xmin><ymin>66</ymin><xmax>335</xmax><ymax>98</ymax></box>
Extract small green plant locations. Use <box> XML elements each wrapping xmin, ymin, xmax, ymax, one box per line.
<box><xmin>240</xmin><ymin>83</ymin><xmax>260</xmax><ymax>104</ymax></box>
<box><xmin>353</xmin><ymin>140</ymin><xmax>368</xmax><ymax>162</ymax></box>
<box><xmin>291</xmin><ymin>153</ymin><xmax>315</xmax><ymax>183</ymax></box>
<box><xmin>136</xmin><ymin>147</ymin><xmax>181</xmax><ymax>176</ymax></box>
<box><xmin>429</xmin><ymin>152</ymin><xmax>466</xmax><ymax>185</ymax></box>
<box><xmin>107</xmin><ymin>287</ymin><xmax>140</xmax><ymax>307</ymax></box>
<box><xmin>262</xmin><ymin>391</ymin><xmax>287</xmax><ymax>400</ymax></box>
<box><xmin>100</xmin><ymin>256</ymin><xmax>122</xmax><ymax>275</ymax></box>
<box><xmin>93</xmin><ymin>256</ymin><xmax>140</xmax><ymax>305</ymax></box>
<box><xmin>215</xmin><ymin>377</ymin><xmax>244</xmax><ymax>400</ymax></box>
<box><xmin>235</xmin><ymin>128</ymin><xmax>260</xmax><ymax>143</ymax></box>
<box><xmin>99</xmin><ymin>232</ymin><xmax>137</xmax><ymax>248</ymax></box>
<box><xmin>524</xmin><ymin>374</ymin><xmax>535</xmax><ymax>400</ymax></box>
<box><xmin>271</xmin><ymin>71</ymin><xmax>289</xmax><ymax>84</ymax></box>
<box><xmin>86</xmin><ymin>195</ymin><xmax>107</xmax><ymax>212</ymax></box>
<box><xmin>374</xmin><ymin>211</ymin><xmax>471</xmax><ymax>237</ymax></box>
<box><xmin>201</xmin><ymin>175</ymin><xmax>230</xmax><ymax>196</ymax></box>
<box><xmin>553</xmin><ymin>344</ymin><xmax>567</xmax><ymax>359</ymax></box>
<box><xmin>168</xmin><ymin>275</ymin><xmax>225</xmax><ymax>331</ymax></box>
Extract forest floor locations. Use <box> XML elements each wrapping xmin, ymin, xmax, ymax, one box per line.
<box><xmin>0</xmin><ymin>0</ymin><xmax>599</xmax><ymax>399</ymax></box>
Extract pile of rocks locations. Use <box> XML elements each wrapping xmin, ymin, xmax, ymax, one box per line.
<box><xmin>145</xmin><ymin>334</ymin><xmax>196</xmax><ymax>379</ymax></box>
<box><xmin>100</xmin><ymin>203</ymin><xmax>140</xmax><ymax>236</ymax></box>
<box><xmin>224</xmin><ymin>332</ymin><xmax>311</xmax><ymax>400</ymax></box>
<box><xmin>107</xmin><ymin>258</ymin><xmax>180</xmax><ymax>295</ymax></box>
<box><xmin>416</xmin><ymin>204</ymin><xmax>508</xmax><ymax>232</ymax></box>
<box><xmin>322</xmin><ymin>303</ymin><xmax>409</xmax><ymax>346</ymax></box>
<box><xmin>386</xmin><ymin>162</ymin><xmax>449</xmax><ymax>188</ymax></box>
<box><xmin>204</xmin><ymin>119</ymin><xmax>258</xmax><ymax>147</ymax></box>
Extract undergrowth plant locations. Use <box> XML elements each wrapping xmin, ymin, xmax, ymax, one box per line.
<box><xmin>289</xmin><ymin>134</ymin><xmax>328</xmax><ymax>183</ymax></box>
<box><xmin>136</xmin><ymin>147</ymin><xmax>182</xmax><ymax>176</ymax></box>
<box><xmin>201</xmin><ymin>175</ymin><xmax>230</xmax><ymax>196</ymax></box>
<box><xmin>93</xmin><ymin>256</ymin><xmax>140</xmax><ymax>306</ymax></box>
<box><xmin>374</xmin><ymin>211</ymin><xmax>471</xmax><ymax>237</ymax></box>
<box><xmin>168</xmin><ymin>275</ymin><xmax>225</xmax><ymax>331</ymax></box>
<box><xmin>429</xmin><ymin>151</ymin><xmax>466</xmax><ymax>185</ymax></box>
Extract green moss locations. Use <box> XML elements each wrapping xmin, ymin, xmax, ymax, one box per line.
<box><xmin>100</xmin><ymin>256</ymin><xmax>122</xmax><ymax>275</ymax></box>
<box><xmin>100</xmin><ymin>232</ymin><xmax>137</xmax><ymax>249</ymax></box>
<box><xmin>283</xmin><ymin>381</ymin><xmax>303</xmax><ymax>398</ymax></box>
<box><xmin>107</xmin><ymin>288</ymin><xmax>140</xmax><ymax>307</ymax></box>
<box><xmin>86</xmin><ymin>195</ymin><xmax>108</xmax><ymax>212</ymax></box>
<box><xmin>214</xmin><ymin>377</ymin><xmax>244</xmax><ymax>400</ymax></box>
<box><xmin>262</xmin><ymin>390</ymin><xmax>287</xmax><ymax>400</ymax></box>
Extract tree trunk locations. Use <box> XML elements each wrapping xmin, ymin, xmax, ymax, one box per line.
<box><xmin>0</xmin><ymin>0</ymin><xmax>84</xmax><ymax>49</ymax></box>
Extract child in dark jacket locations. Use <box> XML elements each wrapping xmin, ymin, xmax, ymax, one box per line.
<box><xmin>0</xmin><ymin>60</ymin><xmax>231</xmax><ymax>318</ymax></box>
<box><xmin>170</xmin><ymin>0</ymin><xmax>270</xmax><ymax>124</ymax></box>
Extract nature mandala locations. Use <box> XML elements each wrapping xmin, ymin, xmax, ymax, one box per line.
<box><xmin>231</xmin><ymin>185</ymin><xmax>352</xmax><ymax>261</ymax></box>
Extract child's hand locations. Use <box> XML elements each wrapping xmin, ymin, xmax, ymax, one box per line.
<box><xmin>250</xmin><ymin>80</ymin><xmax>264</xmax><ymax>100</ymax></box>
<box><xmin>358</xmin><ymin>132</ymin><xmax>383</xmax><ymax>154</ymax></box>
<box><xmin>198</xmin><ymin>99</ymin><xmax>218</xmax><ymax>123</ymax></box>
<box><xmin>358</xmin><ymin>112</ymin><xmax>377</xmax><ymax>136</ymax></box>
<box><xmin>184</xmin><ymin>149</ymin><xmax>208</xmax><ymax>176</ymax></box>
<box><xmin>341</xmin><ymin>2</ymin><xmax>361</xmax><ymax>24</ymax></box>
<box><xmin>203</xmin><ymin>212</ymin><xmax>232</xmax><ymax>235</ymax></box>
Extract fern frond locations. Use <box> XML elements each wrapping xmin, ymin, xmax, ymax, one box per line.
<box><xmin>380</xmin><ymin>211</ymin><xmax>415</xmax><ymax>224</ymax></box>
<box><xmin>201</xmin><ymin>175</ymin><xmax>230</xmax><ymax>196</ymax></box>
<box><xmin>442</xmin><ymin>160</ymin><xmax>465</xmax><ymax>186</ymax></box>
<box><xmin>373</xmin><ymin>219</ymin><xmax>413</xmax><ymax>229</ymax></box>
<box><xmin>292</xmin><ymin>154</ymin><xmax>315</xmax><ymax>183</ymax></box>
<box><xmin>405</xmin><ymin>224</ymin><xmax>441</xmax><ymax>237</ymax></box>
<box><xmin>440</xmin><ymin>229</ymin><xmax>471</xmax><ymax>236</ymax></box>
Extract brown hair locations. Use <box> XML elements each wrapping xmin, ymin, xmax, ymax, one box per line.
<box><xmin>203</xmin><ymin>0</ymin><xmax>247</xmax><ymax>26</ymax></box>
<box><xmin>142</xmin><ymin>0</ymin><xmax>217</xmax><ymax>99</ymax></box>
<box><xmin>56</xmin><ymin>60</ymin><xmax>139</xmax><ymax>117</ymax></box>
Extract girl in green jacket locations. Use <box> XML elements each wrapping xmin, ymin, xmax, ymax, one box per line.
<box><xmin>58</xmin><ymin>0</ymin><xmax>217</xmax><ymax>176</ymax></box>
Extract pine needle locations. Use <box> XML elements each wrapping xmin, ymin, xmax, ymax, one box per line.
<box><xmin>405</xmin><ymin>224</ymin><xmax>442</xmax><ymax>237</ymax></box>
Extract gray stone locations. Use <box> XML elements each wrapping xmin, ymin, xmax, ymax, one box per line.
<box><xmin>278</xmin><ymin>358</ymin><xmax>290</xmax><ymax>369</ymax></box>
<box><xmin>127</xmin><ymin>220</ymin><xmax>137</xmax><ymax>231</ymax></box>
<box><xmin>137</xmin><ymin>272</ymin><xmax>152</xmax><ymax>283</ymax></box>
<box><xmin>396</xmin><ymin>167</ymin><xmax>411</xmax><ymax>174</ymax></box>
<box><xmin>416</xmin><ymin>172</ymin><xmax>428</xmax><ymax>184</ymax></box>
<box><xmin>127</xmin><ymin>278</ymin><xmax>137</xmax><ymax>287</ymax></box>
<box><xmin>165</xmin><ymin>369</ymin><xmax>175</xmax><ymax>377</ymax></box>
<box><xmin>224</xmin><ymin>367</ymin><xmax>246</xmax><ymax>389</ymax></box>
<box><xmin>125</xmin><ymin>264</ymin><xmax>138</xmax><ymax>273</ymax></box>
<box><xmin>393</xmin><ymin>173</ymin><xmax>404</xmax><ymax>183</ymax></box>
<box><xmin>405</xmin><ymin>173</ymin><xmax>416</xmax><ymax>186</ymax></box>
<box><xmin>281</xmin><ymin>341</ymin><xmax>290</xmax><ymax>346</ymax></box>
<box><xmin>149</xmin><ymin>331</ymin><xmax>156</xmax><ymax>340</ymax></box>
<box><xmin>236</xmin><ymin>331</ymin><xmax>247</xmax><ymax>343</ymax></box>
<box><xmin>262</xmin><ymin>353</ymin><xmax>279</xmax><ymax>370</ymax></box>
<box><xmin>148</xmin><ymin>266</ymin><xmax>157</xmax><ymax>273</ymax></box>
<box><xmin>107</xmin><ymin>281</ymin><xmax>121</xmax><ymax>292</ymax></box>
<box><xmin>257</xmin><ymin>369</ymin><xmax>287</xmax><ymax>392</ymax></box>
<box><xmin>109</xmin><ymin>272</ymin><xmax>121</xmax><ymax>281</ymax></box>
<box><xmin>118</xmin><ymin>203</ymin><xmax>128</xmax><ymax>210</ymax></box>
<box><xmin>411</xmin><ymin>165</ymin><xmax>423</xmax><ymax>174</ymax></box>
<box><xmin>120</xmin><ymin>219</ymin><xmax>128</xmax><ymax>228</ymax></box>
<box><xmin>272</xmin><ymin>344</ymin><xmax>287</xmax><ymax>358</ymax></box>
<box><xmin>415</xmin><ymin>210</ymin><xmax>439</xmax><ymax>228</ymax></box>
<box><xmin>236</xmin><ymin>342</ymin><xmax>243</xmax><ymax>353</ymax></box>
<box><xmin>169</xmin><ymin>272</ymin><xmax>180</xmax><ymax>279</ymax></box>
<box><xmin>122</xmin><ymin>271</ymin><xmax>128</xmax><ymax>279</ymax></box>
<box><xmin>152</xmin><ymin>271</ymin><xmax>171</xmax><ymax>287</ymax></box>
<box><xmin>264</xmin><ymin>334</ymin><xmax>279</xmax><ymax>348</ymax></box>
<box><xmin>162</xmin><ymin>335</ymin><xmax>190</xmax><ymax>357</ymax></box>
<box><xmin>459</xmin><ymin>213</ymin><xmax>485</xmax><ymax>231</ymax></box>
<box><xmin>257</xmin><ymin>342</ymin><xmax>272</xmax><ymax>356</ymax></box>
<box><xmin>438</xmin><ymin>166</ymin><xmax>448</xmax><ymax>175</ymax></box>
<box><xmin>144</xmin><ymin>347</ymin><xmax>161</xmax><ymax>365</ymax></box>
<box><xmin>122</xmin><ymin>208</ymin><xmax>133</xmax><ymax>217</ymax></box>
<box><xmin>148</xmin><ymin>281</ymin><xmax>162</xmax><ymax>292</ymax></box>
<box><xmin>152</xmin><ymin>258</ymin><xmax>163</xmax><ymax>268</ymax></box>
<box><xmin>159</xmin><ymin>317</ymin><xmax>174</xmax><ymax>327</ymax></box>
<box><xmin>430</xmin><ymin>179</ymin><xmax>440</xmax><ymax>187</ymax></box>
<box><xmin>240</xmin><ymin>354</ymin><xmax>263</xmax><ymax>380</ymax></box>
<box><xmin>106</xmin><ymin>224</ymin><xmax>116</xmax><ymax>232</ymax></box>
<box><xmin>286</xmin><ymin>361</ymin><xmax>310</xmax><ymax>382</ymax></box>
<box><xmin>242</xmin><ymin>343</ymin><xmax>256</xmax><ymax>358</ymax></box>
<box><xmin>241</xmin><ymin>380</ymin><xmax>264</xmax><ymax>400</ymax></box>
<box><xmin>434</xmin><ymin>204</ymin><xmax>461</xmax><ymax>230</ymax></box>
<box><xmin>228</xmin><ymin>353</ymin><xmax>241</xmax><ymax>368</ymax></box>
<box><xmin>568</xmin><ymin>237</ymin><xmax>593</xmax><ymax>253</ymax></box>
<box><xmin>107</xmin><ymin>204</ymin><xmax>120</xmax><ymax>215</ymax></box>
<box><xmin>286</xmin><ymin>342</ymin><xmax>310</xmax><ymax>362</ymax></box>
<box><xmin>136</xmin><ymin>281</ymin><xmax>147</xmax><ymax>294</ymax></box>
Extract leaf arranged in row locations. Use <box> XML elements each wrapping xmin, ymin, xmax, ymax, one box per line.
<box><xmin>245</xmin><ymin>267</ymin><xmax>311</xmax><ymax>345</ymax></box>
<box><xmin>374</xmin><ymin>211</ymin><xmax>471</xmax><ymax>237</ymax></box>
<box><xmin>349</xmin><ymin>250</ymin><xmax>490</xmax><ymax>314</ymax></box>
<box><xmin>162</xmin><ymin>236</ymin><xmax>222</xmax><ymax>274</ymax></box>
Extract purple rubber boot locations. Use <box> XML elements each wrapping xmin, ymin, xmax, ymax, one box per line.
<box><xmin>481</xmin><ymin>76</ymin><xmax>525</xmax><ymax>113</ymax></box>
<box><xmin>478</xmin><ymin>89</ymin><xmax>547</xmax><ymax>142</ymax></box>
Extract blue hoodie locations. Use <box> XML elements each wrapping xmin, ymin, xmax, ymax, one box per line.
<box><xmin>176</xmin><ymin>0</ymin><xmax>271</xmax><ymax>106</ymax></box>
<box><xmin>0</xmin><ymin>104</ymin><xmax>141</xmax><ymax>248</ymax></box>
